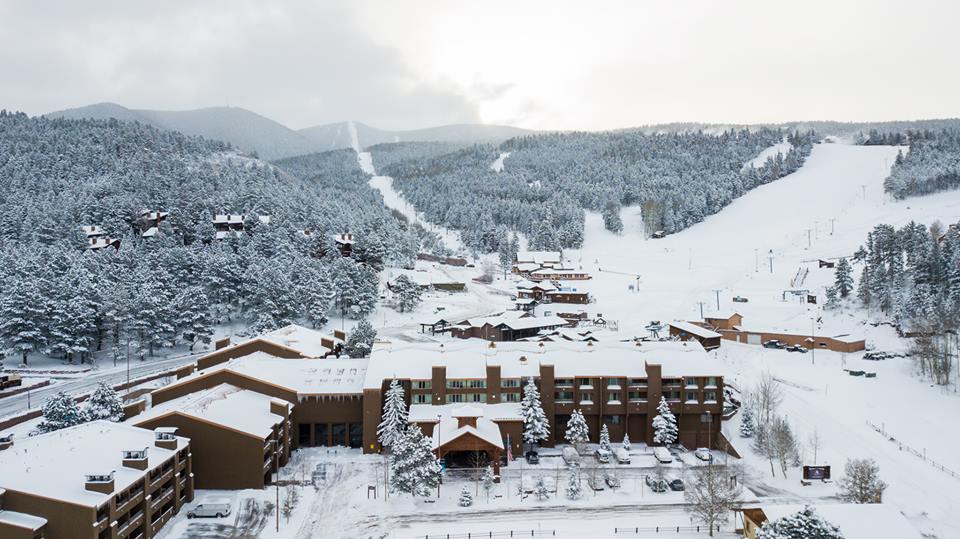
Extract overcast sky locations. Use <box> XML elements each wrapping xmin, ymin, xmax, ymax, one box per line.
<box><xmin>1</xmin><ymin>1</ymin><xmax>958</xmax><ymax>131</ymax></box>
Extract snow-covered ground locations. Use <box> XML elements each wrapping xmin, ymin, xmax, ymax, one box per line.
<box><xmin>742</xmin><ymin>139</ymin><xmax>792</xmax><ymax>171</ymax></box>
<box><xmin>490</xmin><ymin>151</ymin><xmax>510</xmax><ymax>172</ymax></box>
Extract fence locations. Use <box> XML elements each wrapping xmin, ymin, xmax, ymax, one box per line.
<box><xmin>866</xmin><ymin>420</ymin><xmax>960</xmax><ymax>481</ymax></box>
<box><xmin>614</xmin><ymin>526</ymin><xmax>721</xmax><ymax>534</ymax></box>
<box><xmin>420</xmin><ymin>531</ymin><xmax>555</xmax><ymax>538</ymax></box>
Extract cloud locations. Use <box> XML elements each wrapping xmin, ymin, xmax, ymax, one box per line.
<box><xmin>0</xmin><ymin>1</ymin><xmax>481</xmax><ymax>129</ymax></box>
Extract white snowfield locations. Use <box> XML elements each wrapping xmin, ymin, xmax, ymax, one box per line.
<box><xmin>742</xmin><ymin>139</ymin><xmax>792</xmax><ymax>171</ymax></box>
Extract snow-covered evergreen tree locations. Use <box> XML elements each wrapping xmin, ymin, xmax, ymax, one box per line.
<box><xmin>834</xmin><ymin>257</ymin><xmax>854</xmax><ymax>298</ymax></box>
<box><xmin>0</xmin><ymin>278</ymin><xmax>47</xmax><ymax>365</ymax></box>
<box><xmin>377</xmin><ymin>379</ymin><xmax>408</xmax><ymax>450</ymax></box>
<box><xmin>481</xmin><ymin>465</ymin><xmax>496</xmax><ymax>501</ymax></box>
<box><xmin>622</xmin><ymin>432</ymin><xmax>631</xmax><ymax>451</ymax></box>
<box><xmin>393</xmin><ymin>275</ymin><xmax>423</xmax><ymax>313</ymax></box>
<box><xmin>599</xmin><ymin>424</ymin><xmax>611</xmax><ymax>451</ymax></box>
<box><xmin>533</xmin><ymin>475</ymin><xmax>550</xmax><ymax>501</ymax></box>
<box><xmin>602</xmin><ymin>200</ymin><xmax>624</xmax><ymax>234</ymax></box>
<box><xmin>564</xmin><ymin>409</ymin><xmax>589</xmax><ymax>451</ymax></box>
<box><xmin>458</xmin><ymin>485</ymin><xmax>474</xmax><ymax>507</ymax></box>
<box><xmin>739</xmin><ymin>406</ymin><xmax>755</xmax><ymax>438</ymax></box>
<box><xmin>85</xmin><ymin>382</ymin><xmax>124</xmax><ymax>422</ymax></box>
<box><xmin>521</xmin><ymin>377</ymin><xmax>549</xmax><ymax>447</ymax></box>
<box><xmin>838</xmin><ymin>458</ymin><xmax>887</xmax><ymax>503</ymax></box>
<box><xmin>36</xmin><ymin>391</ymin><xmax>88</xmax><ymax>433</ymax></box>
<box><xmin>344</xmin><ymin>319</ymin><xmax>377</xmax><ymax>358</ymax></box>
<box><xmin>652</xmin><ymin>396</ymin><xmax>678</xmax><ymax>445</ymax></box>
<box><xmin>390</xmin><ymin>424</ymin><xmax>441</xmax><ymax>497</ymax></box>
<box><xmin>756</xmin><ymin>505</ymin><xmax>844</xmax><ymax>539</ymax></box>
<box><xmin>565</xmin><ymin>467</ymin><xmax>582</xmax><ymax>500</ymax></box>
<box><xmin>173</xmin><ymin>286</ymin><xmax>213</xmax><ymax>351</ymax></box>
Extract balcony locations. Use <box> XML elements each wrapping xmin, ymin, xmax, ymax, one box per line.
<box><xmin>116</xmin><ymin>492</ymin><xmax>144</xmax><ymax>516</ymax></box>
<box><xmin>117</xmin><ymin>512</ymin><xmax>144</xmax><ymax>538</ymax></box>
<box><xmin>606</xmin><ymin>384</ymin><xmax>621</xmax><ymax>391</ymax></box>
<box><xmin>150</xmin><ymin>489</ymin><xmax>173</xmax><ymax>513</ymax></box>
<box><xmin>578</xmin><ymin>385</ymin><xmax>594</xmax><ymax>391</ymax></box>
<box><xmin>149</xmin><ymin>469</ymin><xmax>173</xmax><ymax>491</ymax></box>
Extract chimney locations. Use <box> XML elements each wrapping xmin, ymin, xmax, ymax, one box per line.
<box><xmin>84</xmin><ymin>472</ymin><xmax>115</xmax><ymax>495</ymax></box>
<box><xmin>0</xmin><ymin>433</ymin><xmax>13</xmax><ymax>451</ymax></box>
<box><xmin>154</xmin><ymin>427</ymin><xmax>178</xmax><ymax>450</ymax></box>
<box><xmin>122</xmin><ymin>447</ymin><xmax>149</xmax><ymax>470</ymax></box>
<box><xmin>333</xmin><ymin>329</ymin><xmax>346</xmax><ymax>341</ymax></box>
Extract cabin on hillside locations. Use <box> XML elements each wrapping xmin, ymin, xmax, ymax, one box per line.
<box><xmin>669</xmin><ymin>321</ymin><xmax>722</xmax><ymax>351</ymax></box>
<box><xmin>139</xmin><ymin>209</ymin><xmax>169</xmax><ymax>238</ymax></box>
<box><xmin>332</xmin><ymin>233</ymin><xmax>355</xmax><ymax>257</ymax></box>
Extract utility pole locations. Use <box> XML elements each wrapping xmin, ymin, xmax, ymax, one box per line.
<box><xmin>688</xmin><ymin>248</ymin><xmax>692</xmax><ymax>271</ymax></box>
<box><xmin>754</xmin><ymin>249</ymin><xmax>759</xmax><ymax>273</ymax></box>
<box><xmin>861</xmin><ymin>184</ymin><xmax>867</xmax><ymax>200</ymax></box>
<box><xmin>829</xmin><ymin>218</ymin><xmax>837</xmax><ymax>235</ymax></box>
<box><xmin>811</xmin><ymin>318</ymin><xmax>816</xmax><ymax>366</ymax></box>
<box><xmin>697</xmin><ymin>301</ymin><xmax>707</xmax><ymax>319</ymax></box>
<box><xmin>712</xmin><ymin>289</ymin><xmax>721</xmax><ymax>311</ymax></box>
<box><xmin>768</xmin><ymin>249</ymin><xmax>774</xmax><ymax>274</ymax></box>
<box><xmin>806</xmin><ymin>229</ymin><xmax>812</xmax><ymax>249</ymax></box>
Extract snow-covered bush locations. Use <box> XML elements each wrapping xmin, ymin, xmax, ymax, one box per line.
<box><xmin>85</xmin><ymin>383</ymin><xmax>124</xmax><ymax>422</ymax></box>
<box><xmin>458</xmin><ymin>485</ymin><xmax>474</xmax><ymax>507</ymax></box>
<box><xmin>756</xmin><ymin>505</ymin><xmax>844</xmax><ymax>539</ymax></box>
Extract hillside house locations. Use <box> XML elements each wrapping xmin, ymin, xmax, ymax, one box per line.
<box><xmin>449</xmin><ymin>312</ymin><xmax>570</xmax><ymax>341</ymax></box>
<box><xmin>332</xmin><ymin>233</ymin><xmax>355</xmax><ymax>257</ymax></box>
<box><xmin>81</xmin><ymin>225</ymin><xmax>121</xmax><ymax>251</ymax></box>
<box><xmin>512</xmin><ymin>251</ymin><xmax>562</xmax><ymax>276</ymax></box>
<box><xmin>139</xmin><ymin>210</ymin><xmax>169</xmax><ymax>238</ymax></box>
<box><xmin>528</xmin><ymin>268</ymin><xmax>592</xmax><ymax>281</ymax></box>
<box><xmin>212</xmin><ymin>214</ymin><xmax>270</xmax><ymax>240</ymax></box>
<box><xmin>669</xmin><ymin>321</ymin><xmax>722</xmax><ymax>351</ymax></box>
<box><xmin>697</xmin><ymin>314</ymin><xmax>865</xmax><ymax>353</ymax></box>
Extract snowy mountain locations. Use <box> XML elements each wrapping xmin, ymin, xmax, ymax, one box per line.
<box><xmin>298</xmin><ymin>121</ymin><xmax>533</xmax><ymax>151</ymax></box>
<box><xmin>46</xmin><ymin>103</ymin><xmax>319</xmax><ymax>160</ymax></box>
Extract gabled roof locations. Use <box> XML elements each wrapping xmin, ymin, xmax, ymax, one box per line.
<box><xmin>422</xmin><ymin>405</ymin><xmax>511</xmax><ymax>451</ymax></box>
<box><xmin>171</xmin><ymin>353</ymin><xmax>368</xmax><ymax>396</ymax></box>
<box><xmin>515</xmin><ymin>251</ymin><xmax>561</xmax><ymax>265</ymax></box>
<box><xmin>669</xmin><ymin>321</ymin><xmax>722</xmax><ymax>339</ymax></box>
<box><xmin>131</xmin><ymin>383</ymin><xmax>286</xmax><ymax>439</ymax></box>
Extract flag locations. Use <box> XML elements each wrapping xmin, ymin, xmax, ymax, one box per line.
<box><xmin>506</xmin><ymin>433</ymin><xmax>513</xmax><ymax>461</ymax></box>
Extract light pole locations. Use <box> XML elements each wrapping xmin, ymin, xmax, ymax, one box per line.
<box><xmin>768</xmin><ymin>249</ymin><xmax>774</xmax><ymax>274</ymax></box>
<box><xmin>754</xmin><ymin>249</ymin><xmax>759</xmax><ymax>273</ymax></box>
<box><xmin>811</xmin><ymin>318</ymin><xmax>816</xmax><ymax>366</ymax></box>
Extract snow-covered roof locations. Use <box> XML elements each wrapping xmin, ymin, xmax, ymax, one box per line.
<box><xmin>131</xmin><ymin>383</ymin><xmax>286</xmax><ymax>439</ymax></box>
<box><xmin>333</xmin><ymin>233</ymin><xmax>355</xmax><ymax>245</ymax></box>
<box><xmin>419</xmin><ymin>405</ymin><xmax>510</xmax><ymax>451</ymax></box>
<box><xmin>214</xmin><ymin>230</ymin><xmax>242</xmax><ymax>240</ymax></box>
<box><xmin>515</xmin><ymin>298</ymin><xmax>537</xmax><ymax>305</ymax></box>
<box><xmin>258</xmin><ymin>215</ymin><xmax>271</xmax><ymax>224</ymax></box>
<box><xmin>669</xmin><ymin>321</ymin><xmax>721</xmax><ymax>339</ymax></box>
<box><xmin>0</xmin><ymin>421</ymin><xmax>188</xmax><ymax>507</ymax></box>
<box><xmin>141</xmin><ymin>226</ymin><xmax>159</xmax><ymax>238</ymax></box>
<box><xmin>704</xmin><ymin>311</ymin><xmax>741</xmax><ymax>320</ymax></box>
<box><xmin>213</xmin><ymin>214</ymin><xmax>245</xmax><ymax>224</ymax></box>
<box><xmin>257</xmin><ymin>324</ymin><xmax>344</xmax><ymax>356</ymax></box>
<box><xmin>409</xmin><ymin>403</ymin><xmax>523</xmax><ymax>422</ymax></box>
<box><xmin>749</xmin><ymin>504</ymin><xmax>921</xmax><ymax>539</ymax></box>
<box><xmin>516</xmin><ymin>279</ymin><xmax>557</xmax><ymax>291</ymax></box>
<box><xmin>140</xmin><ymin>210</ymin><xmax>169</xmax><ymax>220</ymax></box>
<box><xmin>530</xmin><ymin>268</ymin><xmax>588</xmax><ymax>276</ymax></box>
<box><xmin>0</xmin><ymin>507</ymin><xmax>46</xmax><ymax>531</ymax></box>
<box><xmin>459</xmin><ymin>311</ymin><xmax>568</xmax><ymax>331</ymax></box>
<box><xmin>515</xmin><ymin>251</ymin><xmax>561</xmax><ymax>265</ymax></box>
<box><xmin>80</xmin><ymin>225</ymin><xmax>104</xmax><ymax>236</ymax></box>
<box><xmin>364</xmin><ymin>339</ymin><xmax>720</xmax><ymax>388</ymax></box>
<box><xmin>175</xmin><ymin>353</ymin><xmax>368</xmax><ymax>396</ymax></box>
<box><xmin>391</xmin><ymin>268</ymin><xmax>463</xmax><ymax>287</ymax></box>
<box><xmin>514</xmin><ymin>262</ymin><xmax>541</xmax><ymax>272</ymax></box>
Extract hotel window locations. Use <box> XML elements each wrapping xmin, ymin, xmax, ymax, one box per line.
<box><xmin>685</xmin><ymin>378</ymin><xmax>699</xmax><ymax>389</ymax></box>
<box><xmin>605</xmin><ymin>415</ymin><xmax>622</xmax><ymax>425</ymax></box>
<box><xmin>467</xmin><ymin>380</ymin><xmax>487</xmax><ymax>389</ymax></box>
<box><xmin>580</xmin><ymin>392</ymin><xmax>594</xmax><ymax>404</ymax></box>
<box><xmin>705</xmin><ymin>391</ymin><xmax>717</xmax><ymax>402</ymax></box>
<box><xmin>413</xmin><ymin>394</ymin><xmax>429</xmax><ymax>404</ymax></box>
<box><xmin>555</xmin><ymin>378</ymin><xmax>574</xmax><ymax>387</ymax></box>
<box><xmin>629</xmin><ymin>378</ymin><xmax>647</xmax><ymax>386</ymax></box>
<box><xmin>705</xmin><ymin>377</ymin><xmax>718</xmax><ymax>388</ymax></box>
<box><xmin>607</xmin><ymin>392</ymin><xmax>621</xmax><ymax>403</ymax></box>
<box><xmin>606</xmin><ymin>378</ymin><xmax>622</xmax><ymax>389</ymax></box>
<box><xmin>446</xmin><ymin>394</ymin><xmax>464</xmax><ymax>403</ymax></box>
<box><xmin>501</xmin><ymin>392</ymin><xmax>520</xmax><ymax>403</ymax></box>
<box><xmin>578</xmin><ymin>377</ymin><xmax>592</xmax><ymax>387</ymax></box>
<box><xmin>555</xmin><ymin>390</ymin><xmax>574</xmax><ymax>403</ymax></box>
<box><xmin>469</xmin><ymin>393</ymin><xmax>487</xmax><ymax>403</ymax></box>
<box><xmin>501</xmin><ymin>378</ymin><xmax>521</xmax><ymax>388</ymax></box>
<box><xmin>413</xmin><ymin>380</ymin><xmax>432</xmax><ymax>390</ymax></box>
<box><xmin>628</xmin><ymin>391</ymin><xmax>648</xmax><ymax>402</ymax></box>
<box><xmin>666</xmin><ymin>390</ymin><xmax>681</xmax><ymax>401</ymax></box>
<box><xmin>447</xmin><ymin>380</ymin><xmax>465</xmax><ymax>389</ymax></box>
<box><xmin>685</xmin><ymin>391</ymin><xmax>698</xmax><ymax>403</ymax></box>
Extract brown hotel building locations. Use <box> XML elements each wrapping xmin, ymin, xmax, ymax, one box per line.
<box><xmin>0</xmin><ymin>421</ymin><xmax>193</xmax><ymax>539</ymax></box>
<box><xmin>362</xmin><ymin>339</ymin><xmax>725</xmax><ymax>458</ymax></box>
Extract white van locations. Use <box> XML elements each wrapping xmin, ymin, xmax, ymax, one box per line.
<box><xmin>187</xmin><ymin>500</ymin><xmax>232</xmax><ymax>519</ymax></box>
<box><xmin>613</xmin><ymin>447</ymin><xmax>631</xmax><ymax>464</ymax></box>
<box><xmin>562</xmin><ymin>446</ymin><xmax>581</xmax><ymax>466</ymax></box>
<box><xmin>594</xmin><ymin>448</ymin><xmax>611</xmax><ymax>463</ymax></box>
<box><xmin>653</xmin><ymin>447</ymin><xmax>673</xmax><ymax>464</ymax></box>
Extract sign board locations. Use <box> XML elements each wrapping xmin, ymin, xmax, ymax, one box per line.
<box><xmin>803</xmin><ymin>465</ymin><xmax>831</xmax><ymax>480</ymax></box>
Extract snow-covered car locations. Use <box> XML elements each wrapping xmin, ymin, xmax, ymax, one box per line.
<box><xmin>653</xmin><ymin>447</ymin><xmax>673</xmax><ymax>463</ymax></box>
<box><xmin>786</xmin><ymin>344</ymin><xmax>808</xmax><ymax>353</ymax></box>
<box><xmin>644</xmin><ymin>475</ymin><xmax>668</xmax><ymax>492</ymax></box>
<box><xmin>694</xmin><ymin>448</ymin><xmax>713</xmax><ymax>462</ymax></box>
<box><xmin>595</xmin><ymin>448</ymin><xmax>611</xmax><ymax>463</ymax></box>
<box><xmin>613</xmin><ymin>447</ymin><xmax>631</xmax><ymax>464</ymax></box>
<box><xmin>525</xmin><ymin>451</ymin><xmax>540</xmax><ymax>465</ymax></box>
<box><xmin>604</xmin><ymin>472</ymin><xmax>621</xmax><ymax>488</ymax></box>
<box><xmin>668</xmin><ymin>478</ymin><xmax>684</xmax><ymax>491</ymax></box>
<box><xmin>562</xmin><ymin>446</ymin><xmax>581</xmax><ymax>466</ymax></box>
<box><xmin>732</xmin><ymin>296</ymin><xmax>749</xmax><ymax>303</ymax></box>
<box><xmin>763</xmin><ymin>340</ymin><xmax>786</xmax><ymax>349</ymax></box>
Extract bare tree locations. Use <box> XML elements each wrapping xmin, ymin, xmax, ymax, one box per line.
<box><xmin>684</xmin><ymin>464</ymin><xmax>742</xmax><ymax>536</ymax></box>
<box><xmin>755</xmin><ymin>372</ymin><xmax>783</xmax><ymax>427</ymax></box>
<box><xmin>808</xmin><ymin>428</ymin><xmax>822</xmax><ymax>465</ymax></box>
<box><xmin>838</xmin><ymin>458</ymin><xmax>887</xmax><ymax>503</ymax></box>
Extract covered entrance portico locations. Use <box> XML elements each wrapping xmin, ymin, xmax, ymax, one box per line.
<box><xmin>428</xmin><ymin>406</ymin><xmax>506</xmax><ymax>478</ymax></box>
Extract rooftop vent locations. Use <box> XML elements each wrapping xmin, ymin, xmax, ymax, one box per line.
<box><xmin>84</xmin><ymin>471</ymin><xmax>115</xmax><ymax>494</ymax></box>
<box><xmin>518</xmin><ymin>355</ymin><xmax>528</xmax><ymax>364</ymax></box>
<box><xmin>122</xmin><ymin>447</ymin><xmax>149</xmax><ymax>470</ymax></box>
<box><xmin>154</xmin><ymin>427</ymin><xmax>178</xmax><ymax>450</ymax></box>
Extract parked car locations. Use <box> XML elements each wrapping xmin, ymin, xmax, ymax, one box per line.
<box><xmin>694</xmin><ymin>448</ymin><xmax>713</xmax><ymax>462</ymax></box>
<box><xmin>187</xmin><ymin>500</ymin><xmax>231</xmax><ymax>519</ymax></box>
<box><xmin>562</xmin><ymin>446</ymin><xmax>581</xmax><ymax>466</ymax></box>
<box><xmin>668</xmin><ymin>478</ymin><xmax>685</xmax><ymax>491</ymax></box>
<box><xmin>587</xmin><ymin>475</ymin><xmax>605</xmax><ymax>491</ymax></box>
<box><xmin>786</xmin><ymin>344</ymin><xmax>808</xmax><ymax>353</ymax></box>
<box><xmin>653</xmin><ymin>447</ymin><xmax>673</xmax><ymax>464</ymax></box>
<box><xmin>644</xmin><ymin>475</ymin><xmax>668</xmax><ymax>492</ymax></box>
<box><xmin>732</xmin><ymin>296</ymin><xmax>749</xmax><ymax>303</ymax></box>
<box><xmin>525</xmin><ymin>451</ymin><xmax>540</xmax><ymax>465</ymax></box>
<box><xmin>604</xmin><ymin>472</ymin><xmax>621</xmax><ymax>488</ymax></box>
<box><xmin>763</xmin><ymin>340</ymin><xmax>786</xmax><ymax>349</ymax></box>
<box><xmin>613</xmin><ymin>447</ymin><xmax>631</xmax><ymax>464</ymax></box>
<box><xmin>595</xmin><ymin>448</ymin><xmax>611</xmax><ymax>463</ymax></box>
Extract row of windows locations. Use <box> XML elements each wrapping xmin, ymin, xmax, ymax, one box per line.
<box><xmin>413</xmin><ymin>378</ymin><xmax>525</xmax><ymax>389</ymax></box>
<box><xmin>557</xmin><ymin>378</ymin><xmax>651</xmax><ymax>387</ymax></box>
<box><xmin>415</xmin><ymin>377</ymin><xmax>715</xmax><ymax>390</ymax></box>
<box><xmin>556</xmin><ymin>390</ymin><xmax>717</xmax><ymax>404</ymax></box>
<box><xmin>414</xmin><ymin>392</ymin><xmax>522</xmax><ymax>404</ymax></box>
